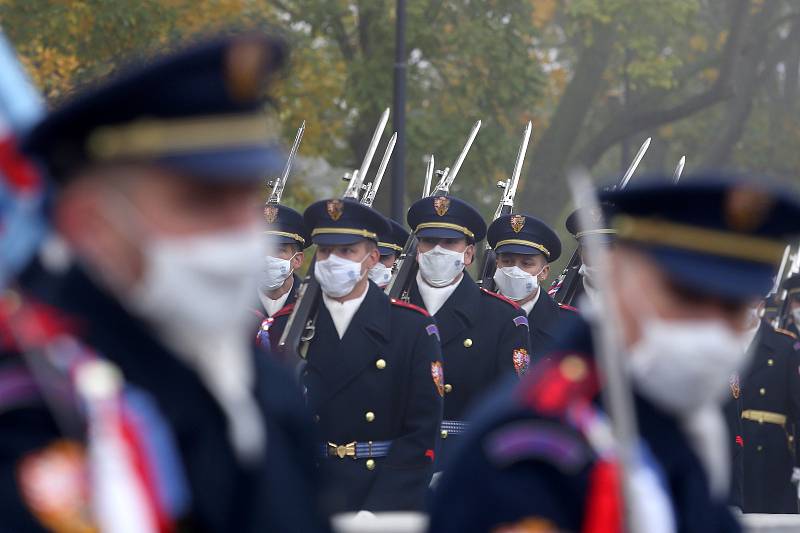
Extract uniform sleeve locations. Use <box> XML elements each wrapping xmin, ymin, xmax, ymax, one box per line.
<box><xmin>786</xmin><ymin>341</ymin><xmax>800</xmax><ymax>466</ymax></box>
<box><xmin>362</xmin><ymin>315</ymin><xmax>443</xmax><ymax>511</ymax></box>
<box><xmin>496</xmin><ymin>307</ymin><xmax>532</xmax><ymax>378</ymax></box>
<box><xmin>429</xmin><ymin>421</ymin><xmax>583</xmax><ymax>532</ymax></box>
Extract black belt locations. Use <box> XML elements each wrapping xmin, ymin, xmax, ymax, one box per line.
<box><xmin>320</xmin><ymin>440</ymin><xmax>392</xmax><ymax>460</ymax></box>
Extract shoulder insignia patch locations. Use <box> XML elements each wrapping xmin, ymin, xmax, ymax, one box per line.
<box><xmin>431</xmin><ymin>361</ymin><xmax>444</xmax><ymax>397</ymax></box>
<box><xmin>513</xmin><ymin>348</ymin><xmax>530</xmax><ymax>376</ymax></box>
<box><xmin>558</xmin><ymin>303</ymin><xmax>578</xmax><ymax>313</ymax></box>
<box><xmin>425</xmin><ymin>323</ymin><xmax>440</xmax><ymax>340</ymax></box>
<box><xmin>484</xmin><ymin>420</ymin><xmax>590</xmax><ymax>473</ymax></box>
<box><xmin>390</xmin><ymin>298</ymin><xmax>431</xmax><ymax>317</ymax></box>
<box><xmin>17</xmin><ymin>440</ymin><xmax>94</xmax><ymax>532</ymax></box>
<box><xmin>513</xmin><ymin>315</ymin><xmax>529</xmax><ymax>329</ymax></box>
<box><xmin>730</xmin><ymin>373</ymin><xmax>740</xmax><ymax>399</ymax></box>
<box><xmin>776</xmin><ymin>327</ymin><xmax>797</xmax><ymax>340</ymax></box>
<box><xmin>480</xmin><ymin>288</ymin><xmax>521</xmax><ymax>309</ymax></box>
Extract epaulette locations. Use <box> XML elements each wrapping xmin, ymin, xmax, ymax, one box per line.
<box><xmin>776</xmin><ymin>327</ymin><xmax>797</xmax><ymax>340</ymax></box>
<box><xmin>480</xmin><ymin>287</ymin><xmax>520</xmax><ymax>309</ymax></box>
<box><xmin>558</xmin><ymin>303</ymin><xmax>578</xmax><ymax>313</ymax></box>
<box><xmin>272</xmin><ymin>303</ymin><xmax>295</xmax><ymax>319</ymax></box>
<box><xmin>390</xmin><ymin>299</ymin><xmax>430</xmax><ymax>317</ymax></box>
<box><xmin>484</xmin><ymin>419</ymin><xmax>592</xmax><ymax>473</ymax></box>
<box><xmin>517</xmin><ymin>352</ymin><xmax>598</xmax><ymax>418</ymax></box>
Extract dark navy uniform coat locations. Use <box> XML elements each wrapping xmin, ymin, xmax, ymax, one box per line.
<box><xmin>430</xmin><ymin>315</ymin><xmax>741</xmax><ymax>533</ymax></box>
<box><xmin>302</xmin><ymin>282</ymin><xmax>443</xmax><ymax>515</ymax></box>
<box><xmin>255</xmin><ymin>273</ymin><xmax>300</xmax><ymax>358</ymax></box>
<box><xmin>526</xmin><ymin>289</ymin><xmax>574</xmax><ymax>359</ymax></box>
<box><xmin>724</xmin><ymin>322</ymin><xmax>800</xmax><ymax>513</ymax></box>
<box><xmin>1</xmin><ymin>260</ymin><xmax>328</xmax><ymax>533</ymax></box>
<box><xmin>408</xmin><ymin>272</ymin><xmax>530</xmax><ymax>464</ymax></box>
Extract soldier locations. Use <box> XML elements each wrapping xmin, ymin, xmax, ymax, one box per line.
<box><xmin>301</xmin><ymin>198</ymin><xmax>443</xmax><ymax>514</ymax></box>
<box><xmin>487</xmin><ymin>213</ymin><xmax>574</xmax><ymax>359</ymax></box>
<box><xmin>430</xmin><ymin>175</ymin><xmax>800</xmax><ymax>532</ymax></box>
<box><xmin>404</xmin><ymin>195</ymin><xmax>530</xmax><ymax>466</ymax></box>
<box><xmin>562</xmin><ymin>203</ymin><xmax>617</xmax><ymax>307</ymax></box>
<box><xmin>256</xmin><ymin>204</ymin><xmax>311</xmax><ymax>355</ymax></box>
<box><xmin>0</xmin><ymin>34</ymin><xmax>328</xmax><ymax>532</ymax></box>
<box><xmin>725</xmin><ymin>298</ymin><xmax>800</xmax><ymax>513</ymax></box>
<box><xmin>368</xmin><ymin>217</ymin><xmax>408</xmax><ymax>289</ymax></box>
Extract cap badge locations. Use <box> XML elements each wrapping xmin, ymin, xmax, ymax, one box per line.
<box><xmin>326</xmin><ymin>199</ymin><xmax>344</xmax><ymax>221</ymax></box>
<box><xmin>513</xmin><ymin>348</ymin><xmax>530</xmax><ymax>376</ymax></box>
<box><xmin>433</xmin><ymin>196</ymin><xmax>450</xmax><ymax>217</ymax></box>
<box><xmin>431</xmin><ymin>361</ymin><xmax>445</xmax><ymax>397</ymax></box>
<box><xmin>725</xmin><ymin>186</ymin><xmax>773</xmax><ymax>232</ymax></box>
<box><xmin>264</xmin><ymin>205</ymin><xmax>279</xmax><ymax>224</ymax></box>
<box><xmin>510</xmin><ymin>214</ymin><xmax>526</xmax><ymax>233</ymax></box>
<box><xmin>729</xmin><ymin>373</ymin><xmax>740</xmax><ymax>399</ymax></box>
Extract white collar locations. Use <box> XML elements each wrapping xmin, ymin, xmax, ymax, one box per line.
<box><xmin>322</xmin><ymin>284</ymin><xmax>370</xmax><ymax>339</ymax></box>
<box><xmin>258</xmin><ymin>278</ymin><xmax>293</xmax><ymax>317</ymax></box>
<box><xmin>519</xmin><ymin>287</ymin><xmax>541</xmax><ymax>316</ymax></box>
<box><xmin>416</xmin><ymin>271</ymin><xmax>461</xmax><ymax>316</ymax></box>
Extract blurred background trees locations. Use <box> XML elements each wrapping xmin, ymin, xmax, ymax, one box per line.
<box><xmin>2</xmin><ymin>0</ymin><xmax>799</xmax><ymax>269</ymax></box>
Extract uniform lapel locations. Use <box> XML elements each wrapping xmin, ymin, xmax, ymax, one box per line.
<box><xmin>310</xmin><ymin>283</ymin><xmax>390</xmax><ymax>401</ymax></box>
<box><xmin>528</xmin><ymin>290</ymin><xmax>560</xmax><ymax>353</ymax></box>
<box><xmin>430</xmin><ymin>274</ymin><xmax>480</xmax><ymax>347</ymax></box>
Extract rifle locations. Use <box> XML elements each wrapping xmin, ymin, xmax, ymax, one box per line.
<box><xmin>551</xmin><ymin>137</ymin><xmax>651</xmax><ymax>306</ymax></box>
<box><xmin>479</xmin><ymin>121</ymin><xmax>532</xmax><ymax>290</ymax></box>
<box><xmin>266</xmin><ymin>121</ymin><xmax>305</xmax><ymax>206</ymax></box>
<box><xmin>422</xmin><ymin>155</ymin><xmax>434</xmax><ymax>198</ymax></box>
<box><xmin>386</xmin><ymin>121</ymin><xmax>481</xmax><ymax>300</ymax></box>
<box><xmin>361</xmin><ymin>132</ymin><xmax>397</xmax><ymax>207</ymax></box>
<box><xmin>278</xmin><ymin>109</ymin><xmax>390</xmax><ymax>360</ymax></box>
<box><xmin>773</xmin><ymin>244</ymin><xmax>800</xmax><ymax>329</ymax></box>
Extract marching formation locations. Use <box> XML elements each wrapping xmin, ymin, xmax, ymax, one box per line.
<box><xmin>2</xmin><ymin>28</ymin><xmax>800</xmax><ymax>533</ymax></box>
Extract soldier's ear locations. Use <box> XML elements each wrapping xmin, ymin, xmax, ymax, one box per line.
<box><xmin>540</xmin><ymin>263</ymin><xmax>550</xmax><ymax>281</ymax></box>
<box><xmin>463</xmin><ymin>243</ymin><xmax>476</xmax><ymax>266</ymax></box>
<box><xmin>291</xmin><ymin>250</ymin><xmax>304</xmax><ymax>269</ymax></box>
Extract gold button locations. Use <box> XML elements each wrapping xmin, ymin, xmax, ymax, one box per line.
<box><xmin>463</xmin><ymin>338</ymin><xmax>473</xmax><ymax>348</ymax></box>
<box><xmin>760</xmin><ymin>388</ymin><xmax>766</xmax><ymax>396</ymax></box>
<box><xmin>375</xmin><ymin>359</ymin><xmax>386</xmax><ymax>370</ymax></box>
<box><xmin>768</xmin><ymin>359</ymin><xmax>774</xmax><ymax>366</ymax></box>
<box><xmin>441</xmin><ymin>430</ymin><xmax>448</xmax><ymax>439</ymax></box>
<box><xmin>444</xmin><ymin>384</ymin><xmax>453</xmax><ymax>393</ymax></box>
<box><xmin>366</xmin><ymin>459</ymin><xmax>376</xmax><ymax>470</ymax></box>
<box><xmin>365</xmin><ymin>411</ymin><xmax>375</xmax><ymax>422</ymax></box>
<box><xmin>560</xmin><ymin>355</ymin><xmax>588</xmax><ymax>382</ymax></box>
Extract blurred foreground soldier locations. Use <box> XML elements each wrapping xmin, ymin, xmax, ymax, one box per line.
<box><xmin>430</xmin><ymin>175</ymin><xmax>800</xmax><ymax>532</ymax></box>
<box><xmin>487</xmin><ymin>213</ymin><xmax>573</xmax><ymax>359</ymax></box>
<box><xmin>563</xmin><ymin>203</ymin><xmax>617</xmax><ymax>307</ymax></box>
<box><xmin>256</xmin><ymin>204</ymin><xmax>310</xmax><ymax>355</ymax></box>
<box><xmin>301</xmin><ymin>199</ymin><xmax>443</xmax><ymax>514</ymax></box>
<box><xmin>1</xmin><ymin>34</ymin><xmax>327</xmax><ymax>532</ymax></box>
<box><xmin>368</xmin><ymin>217</ymin><xmax>408</xmax><ymax>289</ymax></box>
<box><xmin>725</xmin><ymin>300</ymin><xmax>800</xmax><ymax>513</ymax></box>
<box><xmin>405</xmin><ymin>195</ymin><xmax>530</xmax><ymax>466</ymax></box>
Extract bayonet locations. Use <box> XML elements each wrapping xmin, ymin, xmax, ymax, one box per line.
<box><xmin>433</xmin><ymin>120</ymin><xmax>481</xmax><ymax>195</ymax></box>
<box><xmin>493</xmin><ymin>121</ymin><xmax>532</xmax><ymax>219</ymax></box>
<box><xmin>361</xmin><ymin>132</ymin><xmax>397</xmax><ymax>207</ymax></box>
<box><xmin>619</xmin><ymin>137</ymin><xmax>651</xmax><ymax>189</ymax></box>
<box><xmin>422</xmin><ymin>155</ymin><xmax>434</xmax><ymax>198</ymax></box>
<box><xmin>343</xmin><ymin>107</ymin><xmax>390</xmax><ymax>199</ymax></box>
<box><xmin>672</xmin><ymin>155</ymin><xmax>686</xmax><ymax>184</ymax></box>
<box><xmin>267</xmin><ymin>121</ymin><xmax>305</xmax><ymax>205</ymax></box>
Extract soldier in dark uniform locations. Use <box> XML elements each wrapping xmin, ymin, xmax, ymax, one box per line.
<box><xmin>0</xmin><ymin>35</ymin><xmax>328</xmax><ymax>532</ymax></box>
<box><xmin>301</xmin><ymin>198</ymin><xmax>443</xmax><ymax>514</ymax></box>
<box><xmin>430</xmin><ymin>174</ymin><xmax>800</xmax><ymax>532</ymax></box>
<box><xmin>487</xmin><ymin>213</ymin><xmax>574</xmax><ymax>359</ymax></box>
<box><xmin>368</xmin><ymin>217</ymin><xmax>408</xmax><ymax>289</ymax></box>
<box><xmin>255</xmin><ymin>204</ymin><xmax>311</xmax><ymax>355</ymax></box>
<box><xmin>559</xmin><ymin>203</ymin><xmax>617</xmax><ymax>308</ymax></box>
<box><xmin>781</xmin><ymin>274</ymin><xmax>800</xmax><ymax>340</ymax></box>
<box><xmin>404</xmin><ymin>195</ymin><xmax>530</xmax><ymax>467</ymax></box>
<box><xmin>725</xmin><ymin>299</ymin><xmax>800</xmax><ymax>513</ymax></box>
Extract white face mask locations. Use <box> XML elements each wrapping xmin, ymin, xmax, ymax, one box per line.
<box><xmin>628</xmin><ymin>317</ymin><xmax>748</xmax><ymax>415</ymax></box>
<box><xmin>792</xmin><ymin>307</ymin><xmax>800</xmax><ymax>326</ymax></box>
<box><xmin>260</xmin><ymin>253</ymin><xmax>296</xmax><ymax>292</ymax></box>
<box><xmin>493</xmin><ymin>265</ymin><xmax>540</xmax><ymax>301</ymax></box>
<box><xmin>315</xmin><ymin>252</ymin><xmax>368</xmax><ymax>298</ymax></box>
<box><xmin>368</xmin><ymin>262</ymin><xmax>393</xmax><ymax>287</ymax></box>
<box><xmin>417</xmin><ymin>245</ymin><xmax>465</xmax><ymax>288</ymax></box>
